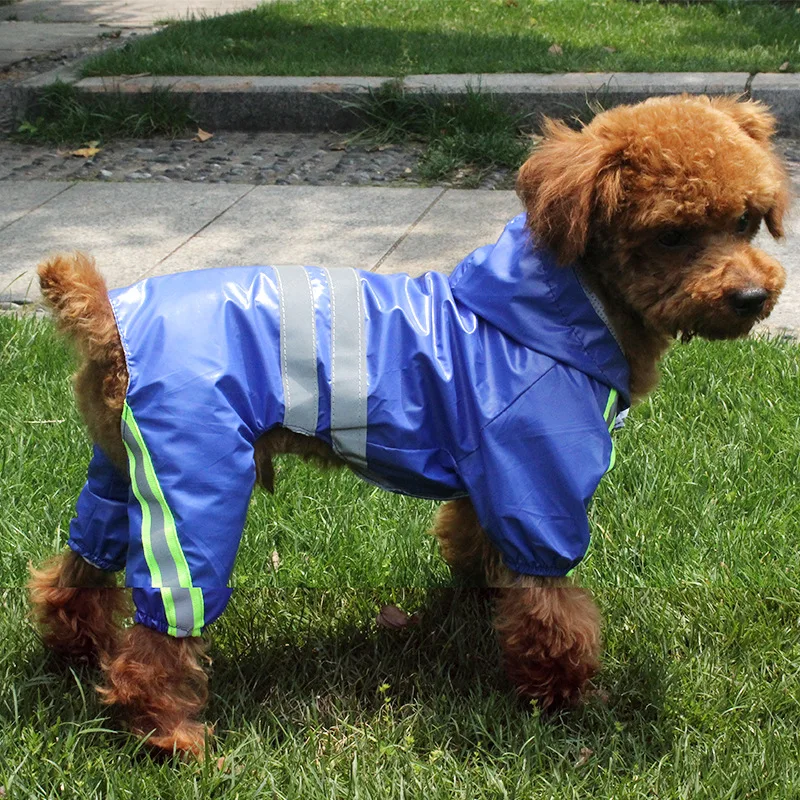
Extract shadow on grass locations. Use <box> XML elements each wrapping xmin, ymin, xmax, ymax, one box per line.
<box><xmin>12</xmin><ymin>585</ymin><xmax>797</xmax><ymax>775</ymax></box>
<box><xmin>80</xmin><ymin>6</ymin><xmax>799</xmax><ymax>78</ymax></box>
<box><xmin>207</xmin><ymin>587</ymin><xmax>673</xmax><ymax>767</ymax></box>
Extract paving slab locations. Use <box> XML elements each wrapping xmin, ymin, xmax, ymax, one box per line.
<box><xmin>0</xmin><ymin>0</ymin><xmax>269</xmax><ymax>26</ymax></box>
<box><xmin>0</xmin><ymin>181</ymin><xmax>252</xmax><ymax>300</ymax></box>
<box><xmin>156</xmin><ymin>185</ymin><xmax>443</xmax><ymax>277</ymax></box>
<box><xmin>754</xmin><ymin>219</ymin><xmax>800</xmax><ymax>333</ymax></box>
<box><xmin>0</xmin><ymin>180</ymin><xmax>70</xmax><ymax>230</ymax></box>
<box><xmin>0</xmin><ymin>21</ymin><xmax>108</xmax><ymax>68</ymax></box>
<box><xmin>1</xmin><ymin>183</ymin><xmax>797</xmax><ymax>331</ymax></box>
<box><xmin>376</xmin><ymin>189</ymin><xmax>523</xmax><ymax>277</ymax></box>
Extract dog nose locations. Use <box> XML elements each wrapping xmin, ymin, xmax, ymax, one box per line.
<box><xmin>728</xmin><ymin>287</ymin><xmax>769</xmax><ymax>317</ymax></box>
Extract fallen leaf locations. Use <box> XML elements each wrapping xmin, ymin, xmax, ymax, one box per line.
<box><xmin>329</xmin><ymin>140</ymin><xmax>348</xmax><ymax>151</ymax></box>
<box><xmin>575</xmin><ymin>747</ymin><xmax>593</xmax><ymax>768</ymax></box>
<box><xmin>270</xmin><ymin>550</ymin><xmax>281</xmax><ymax>570</ymax></box>
<box><xmin>376</xmin><ymin>604</ymin><xmax>420</xmax><ymax>629</ymax></box>
<box><xmin>548</xmin><ymin>44</ymin><xmax>563</xmax><ymax>56</ymax></box>
<box><xmin>505</xmin><ymin>0</ymin><xmax>518</xmax><ymax>6</ymax></box>
<box><xmin>779</xmin><ymin>61</ymin><xmax>790</xmax><ymax>72</ymax></box>
<box><xmin>193</xmin><ymin>128</ymin><xmax>214</xmax><ymax>143</ymax></box>
<box><xmin>71</xmin><ymin>146</ymin><xmax>101</xmax><ymax>158</ymax></box>
<box><xmin>217</xmin><ymin>756</ymin><xmax>226</xmax><ymax>771</ymax></box>
<box><xmin>603</xmin><ymin>46</ymin><xmax>617</xmax><ymax>54</ymax></box>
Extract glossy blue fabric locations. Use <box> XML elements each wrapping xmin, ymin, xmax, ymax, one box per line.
<box><xmin>67</xmin><ymin>214</ymin><xmax>630</xmax><ymax>635</ymax></box>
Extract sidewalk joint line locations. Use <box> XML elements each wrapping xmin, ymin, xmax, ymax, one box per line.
<box><xmin>0</xmin><ymin>182</ymin><xmax>76</xmax><ymax>235</ymax></box>
<box><xmin>142</xmin><ymin>184</ymin><xmax>258</xmax><ymax>279</ymax></box>
<box><xmin>370</xmin><ymin>188</ymin><xmax>447</xmax><ymax>273</ymax></box>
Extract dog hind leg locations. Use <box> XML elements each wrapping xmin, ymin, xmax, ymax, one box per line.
<box><xmin>99</xmin><ymin>624</ymin><xmax>211</xmax><ymax>758</ymax></box>
<box><xmin>28</xmin><ymin>550</ymin><xmax>127</xmax><ymax>663</ymax></box>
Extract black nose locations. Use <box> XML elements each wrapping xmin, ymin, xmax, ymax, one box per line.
<box><xmin>729</xmin><ymin>287</ymin><xmax>769</xmax><ymax>317</ymax></box>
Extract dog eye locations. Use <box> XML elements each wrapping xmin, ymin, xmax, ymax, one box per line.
<box><xmin>736</xmin><ymin>211</ymin><xmax>761</xmax><ymax>237</ymax></box>
<box><xmin>736</xmin><ymin>212</ymin><xmax>750</xmax><ymax>234</ymax></box>
<box><xmin>657</xmin><ymin>229</ymin><xmax>686</xmax><ymax>248</ymax></box>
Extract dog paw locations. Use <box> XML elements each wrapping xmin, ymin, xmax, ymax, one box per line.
<box><xmin>146</xmin><ymin>721</ymin><xmax>214</xmax><ymax>760</ymax></box>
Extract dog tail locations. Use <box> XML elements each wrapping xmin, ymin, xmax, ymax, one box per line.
<box><xmin>38</xmin><ymin>252</ymin><xmax>120</xmax><ymax>364</ymax></box>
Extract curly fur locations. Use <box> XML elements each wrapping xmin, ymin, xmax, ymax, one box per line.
<box><xmin>29</xmin><ymin>95</ymin><xmax>788</xmax><ymax>756</ymax></box>
<box><xmin>28</xmin><ymin>550</ymin><xmax>129</xmax><ymax>663</ymax></box>
<box><xmin>98</xmin><ymin>625</ymin><xmax>211</xmax><ymax>758</ymax></box>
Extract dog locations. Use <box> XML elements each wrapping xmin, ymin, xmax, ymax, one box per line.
<box><xmin>29</xmin><ymin>95</ymin><xmax>788</xmax><ymax>758</ymax></box>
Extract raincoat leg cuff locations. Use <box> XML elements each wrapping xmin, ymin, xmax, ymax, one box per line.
<box><xmin>502</xmin><ymin>558</ymin><xmax>576</xmax><ymax>578</ymax></box>
<box><xmin>133</xmin><ymin>610</ymin><xmax>201</xmax><ymax>639</ymax></box>
<box><xmin>67</xmin><ymin>539</ymin><xmax>125</xmax><ymax>573</ymax></box>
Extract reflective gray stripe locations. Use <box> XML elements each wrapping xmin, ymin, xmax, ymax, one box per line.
<box><xmin>121</xmin><ymin>414</ymin><xmax>181</xmax><ymax>591</ymax></box>
<box><xmin>326</xmin><ymin>267</ymin><xmax>368</xmax><ymax>469</ymax></box>
<box><xmin>165</xmin><ymin>588</ymin><xmax>204</xmax><ymax>638</ymax></box>
<box><xmin>121</xmin><ymin>406</ymin><xmax>201</xmax><ymax>637</ymax></box>
<box><xmin>275</xmin><ymin>265</ymin><xmax>319</xmax><ymax>435</ymax></box>
<box><xmin>574</xmin><ymin>268</ymin><xmax>624</xmax><ymax>352</ymax></box>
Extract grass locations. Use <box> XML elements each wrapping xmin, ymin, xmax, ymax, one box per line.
<box><xmin>81</xmin><ymin>0</ymin><xmax>800</xmax><ymax>78</ymax></box>
<box><xmin>1</xmin><ymin>313</ymin><xmax>800</xmax><ymax>795</ymax></box>
<box><xmin>15</xmin><ymin>82</ymin><xmax>193</xmax><ymax>145</ymax></box>
<box><xmin>350</xmin><ymin>82</ymin><xmax>532</xmax><ymax>186</ymax></box>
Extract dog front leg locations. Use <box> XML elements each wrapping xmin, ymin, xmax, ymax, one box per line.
<box><xmin>29</xmin><ymin>549</ymin><xmax>127</xmax><ymax>663</ymax></box>
<box><xmin>493</xmin><ymin>571</ymin><xmax>601</xmax><ymax>709</ymax></box>
<box><xmin>99</xmin><ymin>624</ymin><xmax>211</xmax><ymax>758</ymax></box>
<box><xmin>432</xmin><ymin>498</ymin><xmax>503</xmax><ymax>584</ymax></box>
<box><xmin>434</xmin><ymin>502</ymin><xmax>601</xmax><ymax>706</ymax></box>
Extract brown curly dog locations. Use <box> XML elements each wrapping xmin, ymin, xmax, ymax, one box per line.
<box><xmin>30</xmin><ymin>95</ymin><xmax>788</xmax><ymax>758</ymax></box>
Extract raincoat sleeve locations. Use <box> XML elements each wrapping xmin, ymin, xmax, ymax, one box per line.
<box><xmin>67</xmin><ymin>445</ymin><xmax>131</xmax><ymax>572</ymax></box>
<box><xmin>119</xmin><ymin>400</ymin><xmax>256</xmax><ymax>637</ymax></box>
<box><xmin>456</xmin><ymin>365</ymin><xmax>616</xmax><ymax>577</ymax></box>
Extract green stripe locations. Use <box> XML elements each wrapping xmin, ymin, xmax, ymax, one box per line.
<box><xmin>122</xmin><ymin>401</ymin><xmax>204</xmax><ymax>636</ymax></box>
<box><xmin>122</xmin><ymin>403</ymin><xmax>193</xmax><ymax>589</ymax></box>
<box><xmin>161</xmin><ymin>588</ymin><xmax>179</xmax><ymax>637</ymax></box>
<box><xmin>122</xmin><ymin>404</ymin><xmax>163</xmax><ymax>589</ymax></box>
<box><xmin>604</xmin><ymin>388</ymin><xmax>618</xmax><ymax>471</ymax></box>
<box><xmin>603</xmin><ymin>388</ymin><xmax>618</xmax><ymax>431</ymax></box>
<box><xmin>190</xmin><ymin>587</ymin><xmax>205</xmax><ymax>636</ymax></box>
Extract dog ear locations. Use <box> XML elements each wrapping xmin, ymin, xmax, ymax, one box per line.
<box><xmin>707</xmin><ymin>97</ymin><xmax>788</xmax><ymax>239</ymax></box>
<box><xmin>708</xmin><ymin>97</ymin><xmax>777</xmax><ymax>144</ymax></box>
<box><xmin>516</xmin><ymin>119</ymin><xmax>623</xmax><ymax>265</ymax></box>
<box><xmin>764</xmin><ymin>177</ymin><xmax>789</xmax><ymax>239</ymax></box>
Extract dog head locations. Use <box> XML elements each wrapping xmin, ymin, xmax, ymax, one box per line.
<box><xmin>517</xmin><ymin>95</ymin><xmax>788</xmax><ymax>341</ymax></box>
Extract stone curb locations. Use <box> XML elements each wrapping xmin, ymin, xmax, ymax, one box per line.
<box><xmin>11</xmin><ymin>69</ymin><xmax>800</xmax><ymax>133</ymax></box>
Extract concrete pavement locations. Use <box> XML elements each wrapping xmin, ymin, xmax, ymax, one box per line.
<box><xmin>0</xmin><ymin>21</ymin><xmax>112</xmax><ymax>69</ymax></box>
<box><xmin>0</xmin><ymin>0</ymin><xmax>271</xmax><ymax>70</ymax></box>
<box><xmin>0</xmin><ymin>0</ymin><xmax>268</xmax><ymax>25</ymax></box>
<box><xmin>1</xmin><ymin>181</ymin><xmax>798</xmax><ymax>332</ymax></box>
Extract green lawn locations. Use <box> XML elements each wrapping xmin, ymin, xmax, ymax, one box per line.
<box><xmin>82</xmin><ymin>0</ymin><xmax>800</xmax><ymax>78</ymax></box>
<box><xmin>1</xmin><ymin>313</ymin><xmax>800</xmax><ymax>796</ymax></box>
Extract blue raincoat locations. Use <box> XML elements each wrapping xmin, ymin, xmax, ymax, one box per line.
<box><xmin>67</xmin><ymin>214</ymin><xmax>630</xmax><ymax>637</ymax></box>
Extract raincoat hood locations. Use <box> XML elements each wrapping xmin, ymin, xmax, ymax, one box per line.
<box><xmin>450</xmin><ymin>214</ymin><xmax>630</xmax><ymax>407</ymax></box>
